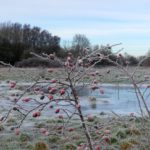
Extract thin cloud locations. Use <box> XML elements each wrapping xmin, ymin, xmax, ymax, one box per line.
<box><xmin>50</xmin><ymin>25</ymin><xmax>150</xmax><ymax>39</ymax></box>
<box><xmin>1</xmin><ymin>0</ymin><xmax>150</xmax><ymax>22</ymax></box>
<box><xmin>0</xmin><ymin>0</ymin><xmax>150</xmax><ymax>55</ymax></box>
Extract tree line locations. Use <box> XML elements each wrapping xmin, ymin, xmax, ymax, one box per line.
<box><xmin>0</xmin><ymin>22</ymin><xmax>61</xmax><ymax>64</ymax></box>
<box><xmin>0</xmin><ymin>22</ymin><xmax>149</xmax><ymax>66</ymax></box>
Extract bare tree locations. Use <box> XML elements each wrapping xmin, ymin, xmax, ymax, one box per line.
<box><xmin>72</xmin><ymin>34</ymin><xmax>90</xmax><ymax>57</ymax></box>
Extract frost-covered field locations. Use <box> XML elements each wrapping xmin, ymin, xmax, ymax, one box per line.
<box><xmin>0</xmin><ymin>67</ymin><xmax>150</xmax><ymax>150</ymax></box>
<box><xmin>0</xmin><ymin>66</ymin><xmax>150</xmax><ymax>83</ymax></box>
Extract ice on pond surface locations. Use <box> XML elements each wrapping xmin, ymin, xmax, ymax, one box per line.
<box><xmin>0</xmin><ymin>82</ymin><xmax>150</xmax><ymax>117</ymax></box>
<box><xmin>80</xmin><ymin>85</ymin><xmax>149</xmax><ymax>115</ymax></box>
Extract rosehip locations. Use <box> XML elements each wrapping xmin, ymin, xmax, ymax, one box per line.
<box><xmin>96</xmin><ymin>145</ymin><xmax>101</xmax><ymax>150</ymax></box>
<box><xmin>102</xmin><ymin>135</ymin><xmax>110</xmax><ymax>143</ymax></box>
<box><xmin>99</xmin><ymin>89</ymin><xmax>104</xmax><ymax>94</ymax></box>
<box><xmin>40</xmin><ymin>128</ymin><xmax>47</xmax><ymax>134</ymax></box>
<box><xmin>50</xmin><ymin>79</ymin><xmax>57</xmax><ymax>83</ymax></box>
<box><xmin>87</xmin><ymin>114</ymin><xmax>94</xmax><ymax>122</ymax></box>
<box><xmin>55</xmin><ymin>108</ymin><xmax>60</xmax><ymax>113</ymax></box>
<box><xmin>34</xmin><ymin>87</ymin><xmax>40</xmax><ymax>91</ymax></box>
<box><xmin>47</xmin><ymin>68</ymin><xmax>53</xmax><ymax>73</ymax></box>
<box><xmin>48</xmin><ymin>94</ymin><xmax>53</xmax><ymax>100</ymax></box>
<box><xmin>58</xmin><ymin>115</ymin><xmax>63</xmax><ymax>119</ymax></box>
<box><xmin>32</xmin><ymin>111</ymin><xmax>41</xmax><ymax>117</ymax></box>
<box><xmin>60</xmin><ymin>89</ymin><xmax>65</xmax><ymax>95</ymax></box>
<box><xmin>9</xmin><ymin>81</ymin><xmax>16</xmax><ymax>88</ymax></box>
<box><xmin>91</xmin><ymin>84</ymin><xmax>98</xmax><ymax>90</ymax></box>
<box><xmin>15</xmin><ymin>128</ymin><xmax>20</xmax><ymax>135</ymax></box>
<box><xmin>32</xmin><ymin>112</ymin><xmax>37</xmax><ymax>117</ymax></box>
<box><xmin>49</xmin><ymin>105</ymin><xmax>53</xmax><ymax>109</ymax></box>
<box><xmin>68</xmin><ymin>128</ymin><xmax>74</xmax><ymax>132</ymax></box>
<box><xmin>77</xmin><ymin>146</ymin><xmax>82</xmax><ymax>150</ymax></box>
<box><xmin>49</xmin><ymin>87</ymin><xmax>57</xmax><ymax>94</ymax></box>
<box><xmin>22</xmin><ymin>98</ymin><xmax>30</xmax><ymax>102</ymax></box>
<box><xmin>104</xmin><ymin>130</ymin><xmax>111</xmax><ymax>134</ymax></box>
<box><xmin>44</xmin><ymin>131</ymin><xmax>49</xmax><ymax>136</ymax></box>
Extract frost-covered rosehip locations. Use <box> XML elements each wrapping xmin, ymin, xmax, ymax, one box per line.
<box><xmin>49</xmin><ymin>87</ymin><xmax>57</xmax><ymax>94</ymax></box>
<box><xmin>15</xmin><ymin>128</ymin><xmax>20</xmax><ymax>135</ymax></box>
<box><xmin>60</xmin><ymin>89</ymin><xmax>65</xmax><ymax>95</ymax></box>
<box><xmin>22</xmin><ymin>98</ymin><xmax>30</xmax><ymax>102</ymax></box>
<box><xmin>50</xmin><ymin>79</ymin><xmax>57</xmax><ymax>83</ymax></box>
<box><xmin>48</xmin><ymin>94</ymin><xmax>53</xmax><ymax>100</ymax></box>
<box><xmin>32</xmin><ymin>111</ymin><xmax>41</xmax><ymax>117</ymax></box>
<box><xmin>55</xmin><ymin>108</ymin><xmax>60</xmax><ymax>114</ymax></box>
<box><xmin>40</xmin><ymin>128</ymin><xmax>47</xmax><ymax>134</ymax></box>
<box><xmin>49</xmin><ymin>105</ymin><xmax>53</xmax><ymax>109</ymax></box>
<box><xmin>9</xmin><ymin>81</ymin><xmax>16</xmax><ymax>88</ymax></box>
<box><xmin>47</xmin><ymin>68</ymin><xmax>53</xmax><ymax>73</ymax></box>
<box><xmin>87</xmin><ymin>114</ymin><xmax>94</xmax><ymax>122</ymax></box>
<box><xmin>99</xmin><ymin>88</ymin><xmax>104</xmax><ymax>94</ymax></box>
<box><xmin>96</xmin><ymin>145</ymin><xmax>101</xmax><ymax>150</ymax></box>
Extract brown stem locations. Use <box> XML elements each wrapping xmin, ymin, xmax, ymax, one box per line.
<box><xmin>68</xmin><ymin>77</ymin><xmax>94</xmax><ymax>150</ymax></box>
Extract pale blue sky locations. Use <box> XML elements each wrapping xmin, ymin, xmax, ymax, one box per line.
<box><xmin>0</xmin><ymin>0</ymin><xmax>150</xmax><ymax>56</ymax></box>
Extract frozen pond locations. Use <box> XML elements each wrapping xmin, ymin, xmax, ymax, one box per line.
<box><xmin>0</xmin><ymin>82</ymin><xmax>150</xmax><ymax>117</ymax></box>
<box><xmin>81</xmin><ymin>85</ymin><xmax>150</xmax><ymax>115</ymax></box>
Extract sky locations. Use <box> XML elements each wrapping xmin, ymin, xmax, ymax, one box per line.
<box><xmin>0</xmin><ymin>0</ymin><xmax>150</xmax><ymax>56</ymax></box>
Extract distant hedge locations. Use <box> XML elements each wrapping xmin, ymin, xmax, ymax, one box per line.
<box><xmin>0</xmin><ymin>22</ymin><xmax>61</xmax><ymax>64</ymax></box>
<box><xmin>15</xmin><ymin>57</ymin><xmax>62</xmax><ymax>68</ymax></box>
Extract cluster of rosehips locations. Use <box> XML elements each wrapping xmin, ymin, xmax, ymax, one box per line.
<box><xmin>9</xmin><ymin>81</ymin><xmax>16</xmax><ymax>88</ymax></box>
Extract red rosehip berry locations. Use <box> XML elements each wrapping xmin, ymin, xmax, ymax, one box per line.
<box><xmin>55</xmin><ymin>108</ymin><xmax>60</xmax><ymax>114</ymax></box>
<box><xmin>47</xmin><ymin>68</ymin><xmax>53</xmax><ymax>73</ymax></box>
<box><xmin>99</xmin><ymin>88</ymin><xmax>104</xmax><ymax>94</ymax></box>
<box><xmin>68</xmin><ymin>128</ymin><xmax>74</xmax><ymax>132</ymax></box>
<box><xmin>50</xmin><ymin>79</ymin><xmax>57</xmax><ymax>83</ymax></box>
<box><xmin>22</xmin><ymin>98</ymin><xmax>30</xmax><ymax>102</ymax></box>
<box><xmin>91</xmin><ymin>84</ymin><xmax>98</xmax><ymax>90</ymax></box>
<box><xmin>96</xmin><ymin>145</ymin><xmax>101</xmax><ymax>150</ymax></box>
<box><xmin>49</xmin><ymin>105</ymin><xmax>53</xmax><ymax>109</ymax></box>
<box><xmin>102</xmin><ymin>135</ymin><xmax>110</xmax><ymax>143</ymax></box>
<box><xmin>48</xmin><ymin>94</ymin><xmax>53</xmax><ymax>100</ymax></box>
<box><xmin>77</xmin><ymin>146</ymin><xmax>82</xmax><ymax>150</ymax></box>
<box><xmin>44</xmin><ymin>131</ymin><xmax>49</xmax><ymax>136</ymax></box>
<box><xmin>49</xmin><ymin>87</ymin><xmax>57</xmax><ymax>94</ymax></box>
<box><xmin>87</xmin><ymin>114</ymin><xmax>94</xmax><ymax>122</ymax></box>
<box><xmin>60</xmin><ymin>89</ymin><xmax>65</xmax><ymax>95</ymax></box>
<box><xmin>104</xmin><ymin>130</ymin><xmax>111</xmax><ymax>134</ymax></box>
<box><xmin>32</xmin><ymin>111</ymin><xmax>41</xmax><ymax>117</ymax></box>
<box><xmin>40</xmin><ymin>128</ymin><xmax>47</xmax><ymax>134</ymax></box>
<box><xmin>9</xmin><ymin>81</ymin><xmax>16</xmax><ymax>88</ymax></box>
<box><xmin>15</xmin><ymin>128</ymin><xmax>20</xmax><ymax>135</ymax></box>
<box><xmin>58</xmin><ymin>115</ymin><xmax>63</xmax><ymax>119</ymax></box>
